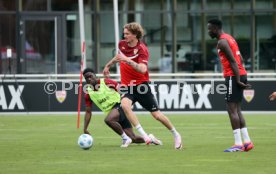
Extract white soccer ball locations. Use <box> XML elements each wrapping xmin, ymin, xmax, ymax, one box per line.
<box><xmin>78</xmin><ymin>134</ymin><xmax>93</xmax><ymax>150</ymax></box>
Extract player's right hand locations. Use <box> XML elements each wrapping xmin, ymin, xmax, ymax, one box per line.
<box><xmin>103</xmin><ymin>66</ymin><xmax>110</xmax><ymax>78</ymax></box>
<box><xmin>269</xmin><ymin>92</ymin><xmax>276</xmax><ymax>101</ymax></box>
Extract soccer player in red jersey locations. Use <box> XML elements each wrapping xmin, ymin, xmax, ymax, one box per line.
<box><xmin>83</xmin><ymin>68</ymin><xmax>161</xmax><ymax>147</ymax></box>
<box><xmin>103</xmin><ymin>22</ymin><xmax>182</xmax><ymax>149</ymax></box>
<box><xmin>207</xmin><ymin>19</ymin><xmax>254</xmax><ymax>152</ymax></box>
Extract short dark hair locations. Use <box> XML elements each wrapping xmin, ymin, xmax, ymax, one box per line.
<box><xmin>82</xmin><ymin>68</ymin><xmax>94</xmax><ymax>76</ymax></box>
<box><xmin>208</xmin><ymin>19</ymin><xmax>222</xmax><ymax>29</ymax></box>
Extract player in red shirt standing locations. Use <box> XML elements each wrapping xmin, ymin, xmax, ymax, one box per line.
<box><xmin>207</xmin><ymin>19</ymin><xmax>254</xmax><ymax>152</ymax></box>
<box><xmin>103</xmin><ymin>22</ymin><xmax>182</xmax><ymax>149</ymax></box>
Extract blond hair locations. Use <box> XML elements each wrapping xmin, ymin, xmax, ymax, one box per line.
<box><xmin>124</xmin><ymin>22</ymin><xmax>144</xmax><ymax>40</ymax></box>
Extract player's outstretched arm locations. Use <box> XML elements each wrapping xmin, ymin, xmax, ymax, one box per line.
<box><xmin>83</xmin><ymin>106</ymin><xmax>92</xmax><ymax>134</ymax></box>
<box><xmin>115</xmin><ymin>54</ymin><xmax>147</xmax><ymax>74</ymax></box>
<box><xmin>103</xmin><ymin>56</ymin><xmax>119</xmax><ymax>78</ymax></box>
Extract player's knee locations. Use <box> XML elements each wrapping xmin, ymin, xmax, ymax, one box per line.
<box><xmin>104</xmin><ymin>117</ymin><xmax>111</xmax><ymax>126</ymax></box>
<box><xmin>229</xmin><ymin>113</ymin><xmax>240</xmax><ymax>122</ymax></box>
<box><xmin>228</xmin><ymin>110</ymin><xmax>238</xmax><ymax>117</ymax></box>
<box><xmin>153</xmin><ymin>115</ymin><xmax>160</xmax><ymax>120</ymax></box>
<box><xmin>151</xmin><ymin>112</ymin><xmax>162</xmax><ymax>120</ymax></box>
<box><xmin>121</xmin><ymin>102</ymin><xmax>132</xmax><ymax>113</ymax></box>
<box><xmin>227</xmin><ymin>108</ymin><xmax>237</xmax><ymax>116</ymax></box>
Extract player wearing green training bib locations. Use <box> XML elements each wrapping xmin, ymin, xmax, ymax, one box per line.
<box><xmin>82</xmin><ymin>68</ymin><xmax>161</xmax><ymax>147</ymax></box>
<box><xmin>87</xmin><ymin>78</ymin><xmax>120</xmax><ymax>114</ymax></box>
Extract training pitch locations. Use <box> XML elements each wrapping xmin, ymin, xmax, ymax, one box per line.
<box><xmin>0</xmin><ymin>114</ymin><xmax>275</xmax><ymax>174</ymax></box>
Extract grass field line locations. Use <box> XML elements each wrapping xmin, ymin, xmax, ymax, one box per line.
<box><xmin>215</xmin><ymin>136</ymin><xmax>272</xmax><ymax>139</ymax></box>
<box><xmin>195</xmin><ymin>159</ymin><xmax>234</xmax><ymax>162</ymax></box>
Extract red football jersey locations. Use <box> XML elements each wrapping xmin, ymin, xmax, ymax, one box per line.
<box><xmin>84</xmin><ymin>78</ymin><xmax>118</xmax><ymax>107</ymax></box>
<box><xmin>217</xmin><ymin>33</ymin><xmax>247</xmax><ymax>77</ymax></box>
<box><xmin>119</xmin><ymin>40</ymin><xmax>149</xmax><ymax>86</ymax></box>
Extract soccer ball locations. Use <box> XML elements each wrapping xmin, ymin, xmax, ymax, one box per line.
<box><xmin>77</xmin><ymin>134</ymin><xmax>93</xmax><ymax>150</ymax></box>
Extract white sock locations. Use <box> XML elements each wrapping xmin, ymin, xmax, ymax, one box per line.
<box><xmin>135</xmin><ymin>124</ymin><xmax>148</xmax><ymax>137</ymax></box>
<box><xmin>170</xmin><ymin>127</ymin><xmax>179</xmax><ymax>137</ymax></box>
<box><xmin>233</xmin><ymin>129</ymin><xmax>243</xmax><ymax>145</ymax></box>
<box><xmin>121</xmin><ymin>132</ymin><xmax>129</xmax><ymax>140</ymax></box>
<box><xmin>241</xmin><ymin>127</ymin><xmax>251</xmax><ymax>143</ymax></box>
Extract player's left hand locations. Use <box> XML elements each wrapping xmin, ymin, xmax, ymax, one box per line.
<box><xmin>237</xmin><ymin>81</ymin><xmax>251</xmax><ymax>89</ymax></box>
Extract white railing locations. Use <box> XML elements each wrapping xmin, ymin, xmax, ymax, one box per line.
<box><xmin>0</xmin><ymin>72</ymin><xmax>276</xmax><ymax>79</ymax></box>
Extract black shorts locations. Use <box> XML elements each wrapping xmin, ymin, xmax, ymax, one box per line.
<box><xmin>113</xmin><ymin>103</ymin><xmax>132</xmax><ymax>129</ymax></box>
<box><xmin>121</xmin><ymin>82</ymin><xmax>159</xmax><ymax>112</ymax></box>
<box><xmin>225</xmin><ymin>75</ymin><xmax>247</xmax><ymax>102</ymax></box>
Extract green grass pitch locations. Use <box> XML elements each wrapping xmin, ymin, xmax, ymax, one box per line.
<box><xmin>0</xmin><ymin>114</ymin><xmax>276</xmax><ymax>174</ymax></box>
